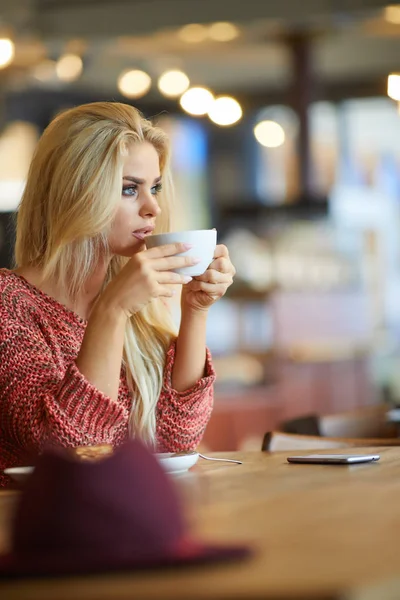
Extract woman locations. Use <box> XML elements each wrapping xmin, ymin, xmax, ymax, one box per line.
<box><xmin>0</xmin><ymin>102</ymin><xmax>235</xmax><ymax>486</ymax></box>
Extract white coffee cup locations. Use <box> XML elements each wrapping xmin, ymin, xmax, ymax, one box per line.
<box><xmin>146</xmin><ymin>229</ymin><xmax>217</xmax><ymax>277</ymax></box>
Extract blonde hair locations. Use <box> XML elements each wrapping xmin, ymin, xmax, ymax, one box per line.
<box><xmin>15</xmin><ymin>101</ymin><xmax>177</xmax><ymax>445</ymax></box>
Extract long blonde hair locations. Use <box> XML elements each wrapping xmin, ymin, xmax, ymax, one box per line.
<box><xmin>15</xmin><ymin>102</ymin><xmax>177</xmax><ymax>445</ymax></box>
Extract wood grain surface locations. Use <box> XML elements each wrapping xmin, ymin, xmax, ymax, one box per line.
<box><xmin>2</xmin><ymin>448</ymin><xmax>400</xmax><ymax>599</ymax></box>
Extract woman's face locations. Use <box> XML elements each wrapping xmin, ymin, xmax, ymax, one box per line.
<box><xmin>108</xmin><ymin>141</ymin><xmax>162</xmax><ymax>257</ymax></box>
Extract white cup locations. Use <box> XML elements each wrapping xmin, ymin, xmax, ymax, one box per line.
<box><xmin>146</xmin><ymin>229</ymin><xmax>217</xmax><ymax>277</ymax></box>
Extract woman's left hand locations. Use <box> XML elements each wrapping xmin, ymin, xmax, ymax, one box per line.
<box><xmin>181</xmin><ymin>244</ymin><xmax>236</xmax><ymax>312</ymax></box>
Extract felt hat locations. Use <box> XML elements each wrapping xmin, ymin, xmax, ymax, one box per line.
<box><xmin>0</xmin><ymin>440</ymin><xmax>251</xmax><ymax>578</ymax></box>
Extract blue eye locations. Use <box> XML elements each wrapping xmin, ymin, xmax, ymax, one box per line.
<box><xmin>122</xmin><ymin>185</ymin><xmax>138</xmax><ymax>197</ymax></box>
<box><xmin>151</xmin><ymin>184</ymin><xmax>162</xmax><ymax>196</ymax></box>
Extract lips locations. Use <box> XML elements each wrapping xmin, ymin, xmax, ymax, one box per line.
<box><xmin>132</xmin><ymin>226</ymin><xmax>155</xmax><ymax>241</ymax></box>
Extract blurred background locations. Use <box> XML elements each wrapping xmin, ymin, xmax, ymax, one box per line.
<box><xmin>1</xmin><ymin>0</ymin><xmax>400</xmax><ymax>450</ymax></box>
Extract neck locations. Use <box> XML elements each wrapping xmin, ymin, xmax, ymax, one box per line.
<box><xmin>71</xmin><ymin>264</ymin><xmax>109</xmax><ymax>319</ymax></box>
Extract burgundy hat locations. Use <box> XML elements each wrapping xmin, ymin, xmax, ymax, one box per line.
<box><xmin>0</xmin><ymin>440</ymin><xmax>251</xmax><ymax>578</ymax></box>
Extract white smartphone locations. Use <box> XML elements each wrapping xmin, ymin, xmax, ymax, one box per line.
<box><xmin>287</xmin><ymin>454</ymin><xmax>380</xmax><ymax>465</ymax></box>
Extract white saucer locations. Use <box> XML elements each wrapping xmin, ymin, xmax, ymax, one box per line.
<box><xmin>4</xmin><ymin>466</ymin><xmax>34</xmax><ymax>485</ymax></box>
<box><xmin>154</xmin><ymin>452</ymin><xmax>199</xmax><ymax>474</ymax></box>
<box><xmin>3</xmin><ymin>452</ymin><xmax>200</xmax><ymax>483</ymax></box>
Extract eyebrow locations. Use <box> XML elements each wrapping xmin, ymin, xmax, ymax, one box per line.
<box><xmin>123</xmin><ymin>176</ymin><xmax>162</xmax><ymax>185</ymax></box>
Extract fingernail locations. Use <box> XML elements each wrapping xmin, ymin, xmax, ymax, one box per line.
<box><xmin>183</xmin><ymin>276</ymin><xmax>193</xmax><ymax>283</ymax></box>
<box><xmin>183</xmin><ymin>243</ymin><xmax>193</xmax><ymax>250</ymax></box>
<box><xmin>192</xmin><ymin>257</ymin><xmax>201</xmax><ymax>264</ymax></box>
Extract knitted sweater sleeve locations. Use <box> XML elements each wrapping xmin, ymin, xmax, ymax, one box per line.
<box><xmin>0</xmin><ymin>317</ymin><xmax>129</xmax><ymax>454</ymax></box>
<box><xmin>156</xmin><ymin>341</ymin><xmax>215</xmax><ymax>452</ymax></box>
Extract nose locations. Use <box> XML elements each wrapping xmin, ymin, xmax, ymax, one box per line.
<box><xmin>140</xmin><ymin>191</ymin><xmax>161</xmax><ymax>217</ymax></box>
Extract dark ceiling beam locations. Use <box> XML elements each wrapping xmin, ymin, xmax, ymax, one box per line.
<box><xmin>29</xmin><ymin>0</ymin><xmax>389</xmax><ymax>37</ymax></box>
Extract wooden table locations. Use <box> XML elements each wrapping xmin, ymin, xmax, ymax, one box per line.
<box><xmin>2</xmin><ymin>448</ymin><xmax>400</xmax><ymax>599</ymax></box>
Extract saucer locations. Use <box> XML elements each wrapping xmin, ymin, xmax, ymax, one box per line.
<box><xmin>154</xmin><ymin>452</ymin><xmax>199</xmax><ymax>474</ymax></box>
<box><xmin>4</xmin><ymin>452</ymin><xmax>199</xmax><ymax>483</ymax></box>
<box><xmin>4</xmin><ymin>466</ymin><xmax>34</xmax><ymax>485</ymax></box>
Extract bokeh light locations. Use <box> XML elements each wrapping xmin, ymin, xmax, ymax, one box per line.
<box><xmin>254</xmin><ymin>120</ymin><xmax>286</xmax><ymax>148</ymax></box>
<box><xmin>118</xmin><ymin>69</ymin><xmax>152</xmax><ymax>98</ymax></box>
<box><xmin>180</xmin><ymin>87</ymin><xmax>214</xmax><ymax>116</ymax></box>
<box><xmin>158</xmin><ymin>70</ymin><xmax>190</xmax><ymax>98</ymax></box>
<box><xmin>56</xmin><ymin>54</ymin><xmax>83</xmax><ymax>82</ymax></box>
<box><xmin>0</xmin><ymin>39</ymin><xmax>14</xmax><ymax>69</ymax></box>
<box><xmin>178</xmin><ymin>24</ymin><xmax>208</xmax><ymax>43</ymax></box>
<box><xmin>208</xmin><ymin>22</ymin><xmax>239</xmax><ymax>42</ymax></box>
<box><xmin>208</xmin><ymin>96</ymin><xmax>242</xmax><ymax>126</ymax></box>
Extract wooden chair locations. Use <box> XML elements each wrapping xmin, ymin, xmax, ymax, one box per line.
<box><xmin>279</xmin><ymin>404</ymin><xmax>396</xmax><ymax>439</ymax></box>
<box><xmin>262</xmin><ymin>431</ymin><xmax>400</xmax><ymax>452</ymax></box>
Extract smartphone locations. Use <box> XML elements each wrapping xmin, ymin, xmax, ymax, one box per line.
<box><xmin>287</xmin><ymin>454</ymin><xmax>380</xmax><ymax>465</ymax></box>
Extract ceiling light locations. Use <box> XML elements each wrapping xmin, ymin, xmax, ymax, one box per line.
<box><xmin>388</xmin><ymin>73</ymin><xmax>400</xmax><ymax>100</ymax></box>
<box><xmin>208</xmin><ymin>22</ymin><xmax>239</xmax><ymax>42</ymax></box>
<box><xmin>0</xmin><ymin>122</ymin><xmax>39</xmax><ymax>212</ymax></box>
<box><xmin>32</xmin><ymin>59</ymin><xmax>57</xmax><ymax>82</ymax></box>
<box><xmin>178</xmin><ymin>24</ymin><xmax>208</xmax><ymax>43</ymax></box>
<box><xmin>180</xmin><ymin>87</ymin><xmax>214</xmax><ymax>116</ymax></box>
<box><xmin>158</xmin><ymin>70</ymin><xmax>190</xmax><ymax>98</ymax></box>
<box><xmin>254</xmin><ymin>120</ymin><xmax>285</xmax><ymax>148</ymax></box>
<box><xmin>208</xmin><ymin>96</ymin><xmax>242</xmax><ymax>126</ymax></box>
<box><xmin>384</xmin><ymin>5</ymin><xmax>400</xmax><ymax>24</ymax></box>
<box><xmin>56</xmin><ymin>54</ymin><xmax>83</xmax><ymax>82</ymax></box>
<box><xmin>0</xmin><ymin>181</ymin><xmax>25</xmax><ymax>212</ymax></box>
<box><xmin>0</xmin><ymin>39</ymin><xmax>14</xmax><ymax>69</ymax></box>
<box><xmin>118</xmin><ymin>69</ymin><xmax>151</xmax><ymax>98</ymax></box>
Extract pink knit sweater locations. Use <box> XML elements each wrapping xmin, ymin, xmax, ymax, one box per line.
<box><xmin>0</xmin><ymin>269</ymin><xmax>215</xmax><ymax>487</ymax></box>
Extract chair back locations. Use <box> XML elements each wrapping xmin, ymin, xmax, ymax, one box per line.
<box><xmin>262</xmin><ymin>431</ymin><xmax>400</xmax><ymax>452</ymax></box>
<box><xmin>279</xmin><ymin>404</ymin><xmax>396</xmax><ymax>439</ymax></box>
<box><xmin>280</xmin><ymin>415</ymin><xmax>320</xmax><ymax>436</ymax></box>
<box><xmin>320</xmin><ymin>404</ymin><xmax>396</xmax><ymax>438</ymax></box>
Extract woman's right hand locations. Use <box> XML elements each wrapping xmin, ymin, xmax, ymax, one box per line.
<box><xmin>101</xmin><ymin>243</ymin><xmax>198</xmax><ymax>316</ymax></box>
